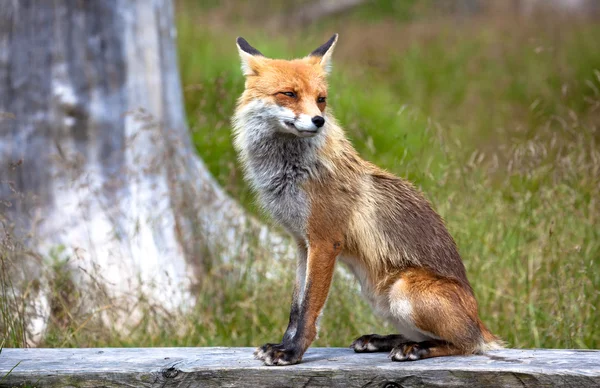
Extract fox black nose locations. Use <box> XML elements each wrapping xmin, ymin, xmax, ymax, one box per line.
<box><xmin>312</xmin><ymin>116</ymin><xmax>325</xmax><ymax>128</ymax></box>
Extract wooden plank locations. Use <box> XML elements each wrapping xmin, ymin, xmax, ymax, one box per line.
<box><xmin>1</xmin><ymin>347</ymin><xmax>599</xmax><ymax>387</ymax></box>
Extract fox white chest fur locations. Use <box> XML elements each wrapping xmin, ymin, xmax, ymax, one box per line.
<box><xmin>233</xmin><ymin>100</ymin><xmax>325</xmax><ymax>238</ymax></box>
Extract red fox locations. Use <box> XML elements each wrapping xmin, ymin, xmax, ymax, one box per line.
<box><xmin>233</xmin><ymin>34</ymin><xmax>503</xmax><ymax>366</ymax></box>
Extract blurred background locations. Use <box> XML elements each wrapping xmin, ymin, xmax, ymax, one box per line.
<box><xmin>1</xmin><ymin>0</ymin><xmax>598</xmax><ymax>351</ymax></box>
<box><xmin>178</xmin><ymin>0</ymin><xmax>599</xmax><ymax>350</ymax></box>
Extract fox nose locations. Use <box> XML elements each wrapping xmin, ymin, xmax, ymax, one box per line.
<box><xmin>311</xmin><ymin>116</ymin><xmax>325</xmax><ymax>128</ymax></box>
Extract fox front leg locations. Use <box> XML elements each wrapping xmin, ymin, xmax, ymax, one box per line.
<box><xmin>256</xmin><ymin>240</ymin><xmax>340</xmax><ymax>366</ymax></box>
<box><xmin>282</xmin><ymin>241</ymin><xmax>308</xmax><ymax>344</ymax></box>
<box><xmin>254</xmin><ymin>242</ymin><xmax>307</xmax><ymax>361</ymax></box>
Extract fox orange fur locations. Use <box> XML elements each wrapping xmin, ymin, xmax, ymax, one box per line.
<box><xmin>232</xmin><ymin>34</ymin><xmax>503</xmax><ymax>366</ymax></box>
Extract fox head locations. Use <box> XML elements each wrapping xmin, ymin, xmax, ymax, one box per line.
<box><xmin>235</xmin><ymin>34</ymin><xmax>338</xmax><ymax>138</ymax></box>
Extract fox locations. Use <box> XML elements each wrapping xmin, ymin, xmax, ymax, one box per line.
<box><xmin>232</xmin><ymin>34</ymin><xmax>503</xmax><ymax>366</ymax></box>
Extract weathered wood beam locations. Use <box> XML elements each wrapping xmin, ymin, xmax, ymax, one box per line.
<box><xmin>1</xmin><ymin>347</ymin><xmax>598</xmax><ymax>387</ymax></box>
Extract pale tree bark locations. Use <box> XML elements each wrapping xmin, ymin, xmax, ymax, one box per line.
<box><xmin>0</xmin><ymin>0</ymin><xmax>288</xmax><ymax>343</ymax></box>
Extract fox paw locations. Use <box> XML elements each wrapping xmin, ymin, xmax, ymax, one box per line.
<box><xmin>351</xmin><ymin>334</ymin><xmax>408</xmax><ymax>353</ymax></box>
<box><xmin>254</xmin><ymin>343</ymin><xmax>280</xmax><ymax>360</ymax></box>
<box><xmin>254</xmin><ymin>343</ymin><xmax>302</xmax><ymax>366</ymax></box>
<box><xmin>389</xmin><ymin>342</ymin><xmax>428</xmax><ymax>361</ymax></box>
<box><xmin>351</xmin><ymin>334</ymin><xmax>385</xmax><ymax>352</ymax></box>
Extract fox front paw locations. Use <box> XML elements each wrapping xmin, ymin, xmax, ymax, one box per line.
<box><xmin>254</xmin><ymin>343</ymin><xmax>302</xmax><ymax>366</ymax></box>
<box><xmin>254</xmin><ymin>343</ymin><xmax>279</xmax><ymax>360</ymax></box>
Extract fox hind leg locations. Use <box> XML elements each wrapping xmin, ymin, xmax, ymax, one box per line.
<box><xmin>351</xmin><ymin>334</ymin><xmax>409</xmax><ymax>353</ymax></box>
<box><xmin>385</xmin><ymin>268</ymin><xmax>501</xmax><ymax>361</ymax></box>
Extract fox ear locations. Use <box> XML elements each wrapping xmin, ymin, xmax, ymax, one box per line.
<box><xmin>236</xmin><ymin>37</ymin><xmax>265</xmax><ymax>76</ymax></box>
<box><xmin>308</xmin><ymin>34</ymin><xmax>338</xmax><ymax>74</ymax></box>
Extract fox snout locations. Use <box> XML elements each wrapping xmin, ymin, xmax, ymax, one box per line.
<box><xmin>280</xmin><ymin>112</ymin><xmax>324</xmax><ymax>137</ymax></box>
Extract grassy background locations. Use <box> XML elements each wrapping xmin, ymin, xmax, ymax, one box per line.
<box><xmin>2</xmin><ymin>1</ymin><xmax>599</xmax><ymax>350</ymax></box>
<box><xmin>177</xmin><ymin>1</ymin><xmax>600</xmax><ymax>350</ymax></box>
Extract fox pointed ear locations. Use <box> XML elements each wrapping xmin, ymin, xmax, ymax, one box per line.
<box><xmin>307</xmin><ymin>34</ymin><xmax>338</xmax><ymax>74</ymax></box>
<box><xmin>236</xmin><ymin>37</ymin><xmax>265</xmax><ymax>76</ymax></box>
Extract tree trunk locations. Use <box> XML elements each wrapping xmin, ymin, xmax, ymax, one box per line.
<box><xmin>0</xmin><ymin>0</ymin><xmax>286</xmax><ymax>344</ymax></box>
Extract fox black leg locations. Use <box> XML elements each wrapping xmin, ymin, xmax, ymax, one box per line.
<box><xmin>256</xmin><ymin>241</ymin><xmax>339</xmax><ymax>366</ymax></box>
<box><xmin>254</xmin><ymin>241</ymin><xmax>307</xmax><ymax>362</ymax></box>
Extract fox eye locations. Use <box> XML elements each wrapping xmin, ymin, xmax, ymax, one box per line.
<box><xmin>281</xmin><ymin>91</ymin><xmax>296</xmax><ymax>98</ymax></box>
<box><xmin>317</xmin><ymin>97</ymin><xmax>326</xmax><ymax>103</ymax></box>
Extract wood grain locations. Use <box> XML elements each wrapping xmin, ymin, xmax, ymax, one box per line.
<box><xmin>1</xmin><ymin>347</ymin><xmax>598</xmax><ymax>387</ymax></box>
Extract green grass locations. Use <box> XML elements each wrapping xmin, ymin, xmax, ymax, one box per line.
<box><xmin>2</xmin><ymin>3</ymin><xmax>599</xmax><ymax>350</ymax></box>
